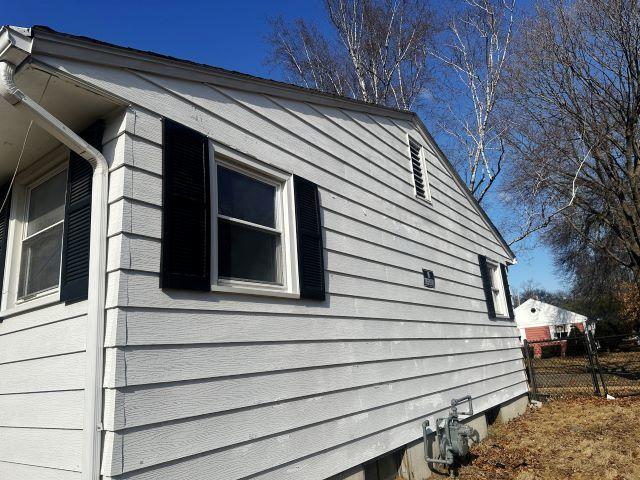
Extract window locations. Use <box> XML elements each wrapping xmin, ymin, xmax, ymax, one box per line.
<box><xmin>0</xmin><ymin>148</ymin><xmax>77</xmax><ymax>313</ymax></box>
<box><xmin>555</xmin><ymin>325</ymin><xmax>568</xmax><ymax>339</ymax></box>
<box><xmin>487</xmin><ymin>260</ymin><xmax>508</xmax><ymax>317</ymax></box>
<box><xmin>408</xmin><ymin>137</ymin><xmax>431</xmax><ymax>201</ymax></box>
<box><xmin>18</xmin><ymin>169</ymin><xmax>67</xmax><ymax>300</ymax></box>
<box><xmin>211</xmin><ymin>156</ymin><xmax>298</xmax><ymax>295</ymax></box>
<box><xmin>162</xmin><ymin>121</ymin><xmax>323</xmax><ymax>298</ymax></box>
<box><xmin>217</xmin><ymin>165</ymin><xmax>280</xmax><ymax>284</ymax></box>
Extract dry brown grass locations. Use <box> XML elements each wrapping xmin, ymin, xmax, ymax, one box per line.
<box><xmin>457</xmin><ymin>396</ymin><xmax>640</xmax><ymax>480</ymax></box>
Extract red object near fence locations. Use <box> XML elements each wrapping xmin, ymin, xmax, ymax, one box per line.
<box><xmin>525</xmin><ymin>326</ymin><xmax>552</xmax><ymax>341</ymax></box>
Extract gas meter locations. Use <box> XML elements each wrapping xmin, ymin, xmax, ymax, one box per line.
<box><xmin>422</xmin><ymin>395</ymin><xmax>479</xmax><ymax>476</ymax></box>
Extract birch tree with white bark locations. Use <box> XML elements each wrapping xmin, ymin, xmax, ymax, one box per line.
<box><xmin>435</xmin><ymin>0</ymin><xmax>516</xmax><ymax>204</ymax></box>
<box><xmin>267</xmin><ymin>0</ymin><xmax>438</xmax><ymax>110</ymax></box>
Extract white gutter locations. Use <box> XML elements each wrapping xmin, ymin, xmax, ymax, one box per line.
<box><xmin>0</xmin><ymin>32</ymin><xmax>107</xmax><ymax>480</ymax></box>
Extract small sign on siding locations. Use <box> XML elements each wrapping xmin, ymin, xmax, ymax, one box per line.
<box><xmin>423</xmin><ymin>269</ymin><xmax>436</xmax><ymax>288</ymax></box>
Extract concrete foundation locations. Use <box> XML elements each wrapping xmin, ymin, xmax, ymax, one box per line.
<box><xmin>495</xmin><ymin>393</ymin><xmax>529</xmax><ymax>424</ymax></box>
<box><xmin>331</xmin><ymin>393</ymin><xmax>530</xmax><ymax>480</ymax></box>
<box><xmin>400</xmin><ymin>439</ymin><xmax>430</xmax><ymax>480</ymax></box>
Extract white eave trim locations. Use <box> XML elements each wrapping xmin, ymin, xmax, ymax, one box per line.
<box><xmin>0</xmin><ymin>26</ymin><xmax>32</xmax><ymax>67</ymax></box>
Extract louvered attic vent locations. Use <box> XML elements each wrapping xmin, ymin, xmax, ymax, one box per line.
<box><xmin>409</xmin><ymin>138</ymin><xmax>429</xmax><ymax>200</ymax></box>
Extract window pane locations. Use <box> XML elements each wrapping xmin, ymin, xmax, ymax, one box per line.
<box><xmin>27</xmin><ymin>171</ymin><xmax>67</xmax><ymax>236</ymax></box>
<box><xmin>492</xmin><ymin>291</ymin><xmax>500</xmax><ymax>308</ymax></box>
<box><xmin>18</xmin><ymin>223</ymin><xmax>64</xmax><ymax>298</ymax></box>
<box><xmin>218</xmin><ymin>218</ymin><xmax>280</xmax><ymax>283</ymax></box>
<box><xmin>218</xmin><ymin>166</ymin><xmax>276</xmax><ymax>228</ymax></box>
<box><xmin>488</xmin><ymin>265</ymin><xmax>498</xmax><ymax>288</ymax></box>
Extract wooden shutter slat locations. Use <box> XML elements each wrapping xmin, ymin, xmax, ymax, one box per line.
<box><xmin>60</xmin><ymin>122</ymin><xmax>104</xmax><ymax>303</ymax></box>
<box><xmin>160</xmin><ymin>119</ymin><xmax>211</xmax><ymax>291</ymax></box>
<box><xmin>294</xmin><ymin>175</ymin><xmax>325</xmax><ymax>300</ymax></box>
<box><xmin>500</xmin><ymin>264</ymin><xmax>515</xmax><ymax>320</ymax></box>
<box><xmin>478</xmin><ymin>254</ymin><xmax>497</xmax><ymax>319</ymax></box>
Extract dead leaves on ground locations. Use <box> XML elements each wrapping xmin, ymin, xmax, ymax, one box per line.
<box><xmin>457</xmin><ymin>396</ymin><xmax>640</xmax><ymax>480</ymax></box>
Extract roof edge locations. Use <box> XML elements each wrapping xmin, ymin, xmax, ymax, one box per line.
<box><xmin>30</xmin><ymin>25</ymin><xmax>416</xmax><ymax>122</ymax></box>
<box><xmin>28</xmin><ymin>25</ymin><xmax>515</xmax><ymax>261</ymax></box>
<box><xmin>0</xmin><ymin>25</ymin><xmax>32</xmax><ymax>66</ymax></box>
<box><xmin>411</xmin><ymin>112</ymin><xmax>516</xmax><ymax>262</ymax></box>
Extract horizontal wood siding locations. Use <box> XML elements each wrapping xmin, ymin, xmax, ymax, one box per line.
<box><xmin>0</xmin><ymin>302</ymin><xmax>87</xmax><ymax>476</ymax></box>
<box><xmin>0</xmin><ymin>461</ymin><xmax>81</xmax><ymax>480</ymax></box>
<box><xmin>39</xmin><ymin>57</ymin><xmax>526</xmax><ymax>479</ymax></box>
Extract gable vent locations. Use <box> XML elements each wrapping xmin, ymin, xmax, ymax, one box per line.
<box><xmin>408</xmin><ymin>138</ymin><xmax>429</xmax><ymax>200</ymax></box>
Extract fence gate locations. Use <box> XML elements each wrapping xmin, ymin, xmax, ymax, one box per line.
<box><xmin>523</xmin><ymin>332</ymin><xmax>640</xmax><ymax>399</ymax></box>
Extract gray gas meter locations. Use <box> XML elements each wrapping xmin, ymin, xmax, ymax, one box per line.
<box><xmin>422</xmin><ymin>395</ymin><xmax>479</xmax><ymax>476</ymax></box>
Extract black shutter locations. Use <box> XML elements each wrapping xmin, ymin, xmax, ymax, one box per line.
<box><xmin>500</xmin><ymin>264</ymin><xmax>515</xmax><ymax>320</ymax></box>
<box><xmin>294</xmin><ymin>176</ymin><xmax>326</xmax><ymax>300</ymax></box>
<box><xmin>478</xmin><ymin>254</ymin><xmax>496</xmax><ymax>319</ymax></box>
<box><xmin>160</xmin><ymin>119</ymin><xmax>210</xmax><ymax>290</ymax></box>
<box><xmin>60</xmin><ymin>122</ymin><xmax>104</xmax><ymax>303</ymax></box>
<box><xmin>0</xmin><ymin>182</ymin><xmax>12</xmax><ymax>313</ymax></box>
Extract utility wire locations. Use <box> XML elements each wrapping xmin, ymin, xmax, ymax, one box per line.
<box><xmin>0</xmin><ymin>74</ymin><xmax>53</xmax><ymax>214</ymax></box>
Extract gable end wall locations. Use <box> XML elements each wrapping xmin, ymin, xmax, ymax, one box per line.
<box><xmin>53</xmin><ymin>58</ymin><xmax>530</xmax><ymax>480</ymax></box>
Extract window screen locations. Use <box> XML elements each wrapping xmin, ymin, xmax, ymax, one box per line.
<box><xmin>18</xmin><ymin>170</ymin><xmax>67</xmax><ymax>299</ymax></box>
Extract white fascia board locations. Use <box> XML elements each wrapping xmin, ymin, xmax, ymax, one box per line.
<box><xmin>0</xmin><ymin>26</ymin><xmax>32</xmax><ymax>67</ymax></box>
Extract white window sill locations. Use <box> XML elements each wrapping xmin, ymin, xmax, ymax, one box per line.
<box><xmin>211</xmin><ymin>284</ymin><xmax>300</xmax><ymax>299</ymax></box>
<box><xmin>1</xmin><ymin>292</ymin><xmax>63</xmax><ymax>319</ymax></box>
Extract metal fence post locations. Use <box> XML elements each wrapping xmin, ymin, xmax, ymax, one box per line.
<box><xmin>588</xmin><ymin>331</ymin><xmax>609</xmax><ymax>397</ymax></box>
<box><xmin>584</xmin><ymin>331</ymin><xmax>602</xmax><ymax>396</ymax></box>
<box><xmin>523</xmin><ymin>340</ymin><xmax>538</xmax><ymax>401</ymax></box>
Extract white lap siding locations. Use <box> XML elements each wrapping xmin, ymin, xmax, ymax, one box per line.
<box><xmin>0</xmin><ymin>300</ymin><xmax>86</xmax><ymax>480</ymax></box>
<box><xmin>41</xmin><ymin>58</ymin><xmax>526</xmax><ymax>480</ymax></box>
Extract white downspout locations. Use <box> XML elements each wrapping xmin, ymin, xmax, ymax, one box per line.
<box><xmin>0</xmin><ymin>60</ymin><xmax>107</xmax><ymax>480</ymax></box>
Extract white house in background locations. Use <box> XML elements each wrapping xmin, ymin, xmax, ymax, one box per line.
<box><xmin>515</xmin><ymin>298</ymin><xmax>588</xmax><ymax>342</ymax></box>
<box><xmin>0</xmin><ymin>26</ymin><xmax>528</xmax><ymax>480</ymax></box>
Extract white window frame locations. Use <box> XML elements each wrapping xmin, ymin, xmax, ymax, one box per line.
<box><xmin>208</xmin><ymin>143</ymin><xmax>299</xmax><ymax>298</ymax></box>
<box><xmin>554</xmin><ymin>325</ymin><xmax>568</xmax><ymax>339</ymax></box>
<box><xmin>1</xmin><ymin>149</ymin><xmax>69</xmax><ymax>314</ymax></box>
<box><xmin>407</xmin><ymin>135</ymin><xmax>432</xmax><ymax>203</ymax></box>
<box><xmin>487</xmin><ymin>259</ymin><xmax>509</xmax><ymax>318</ymax></box>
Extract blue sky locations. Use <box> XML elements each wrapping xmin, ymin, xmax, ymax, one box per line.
<box><xmin>3</xmin><ymin>0</ymin><xmax>561</xmax><ymax>292</ymax></box>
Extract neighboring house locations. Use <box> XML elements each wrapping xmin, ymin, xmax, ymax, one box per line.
<box><xmin>515</xmin><ymin>298</ymin><xmax>587</xmax><ymax>342</ymax></box>
<box><xmin>0</xmin><ymin>26</ymin><xmax>528</xmax><ymax>480</ymax></box>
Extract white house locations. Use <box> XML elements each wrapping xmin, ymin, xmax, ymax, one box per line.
<box><xmin>0</xmin><ymin>26</ymin><xmax>528</xmax><ymax>480</ymax></box>
<box><xmin>515</xmin><ymin>298</ymin><xmax>588</xmax><ymax>342</ymax></box>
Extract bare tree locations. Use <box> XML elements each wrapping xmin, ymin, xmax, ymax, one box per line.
<box><xmin>435</xmin><ymin>0</ymin><xmax>516</xmax><ymax>203</ymax></box>
<box><xmin>267</xmin><ymin>0</ymin><xmax>437</xmax><ymax>110</ymax></box>
<box><xmin>504</xmin><ymin>0</ymin><xmax>640</xmax><ymax>281</ymax></box>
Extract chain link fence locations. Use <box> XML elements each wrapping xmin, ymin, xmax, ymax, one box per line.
<box><xmin>523</xmin><ymin>332</ymin><xmax>640</xmax><ymax>399</ymax></box>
